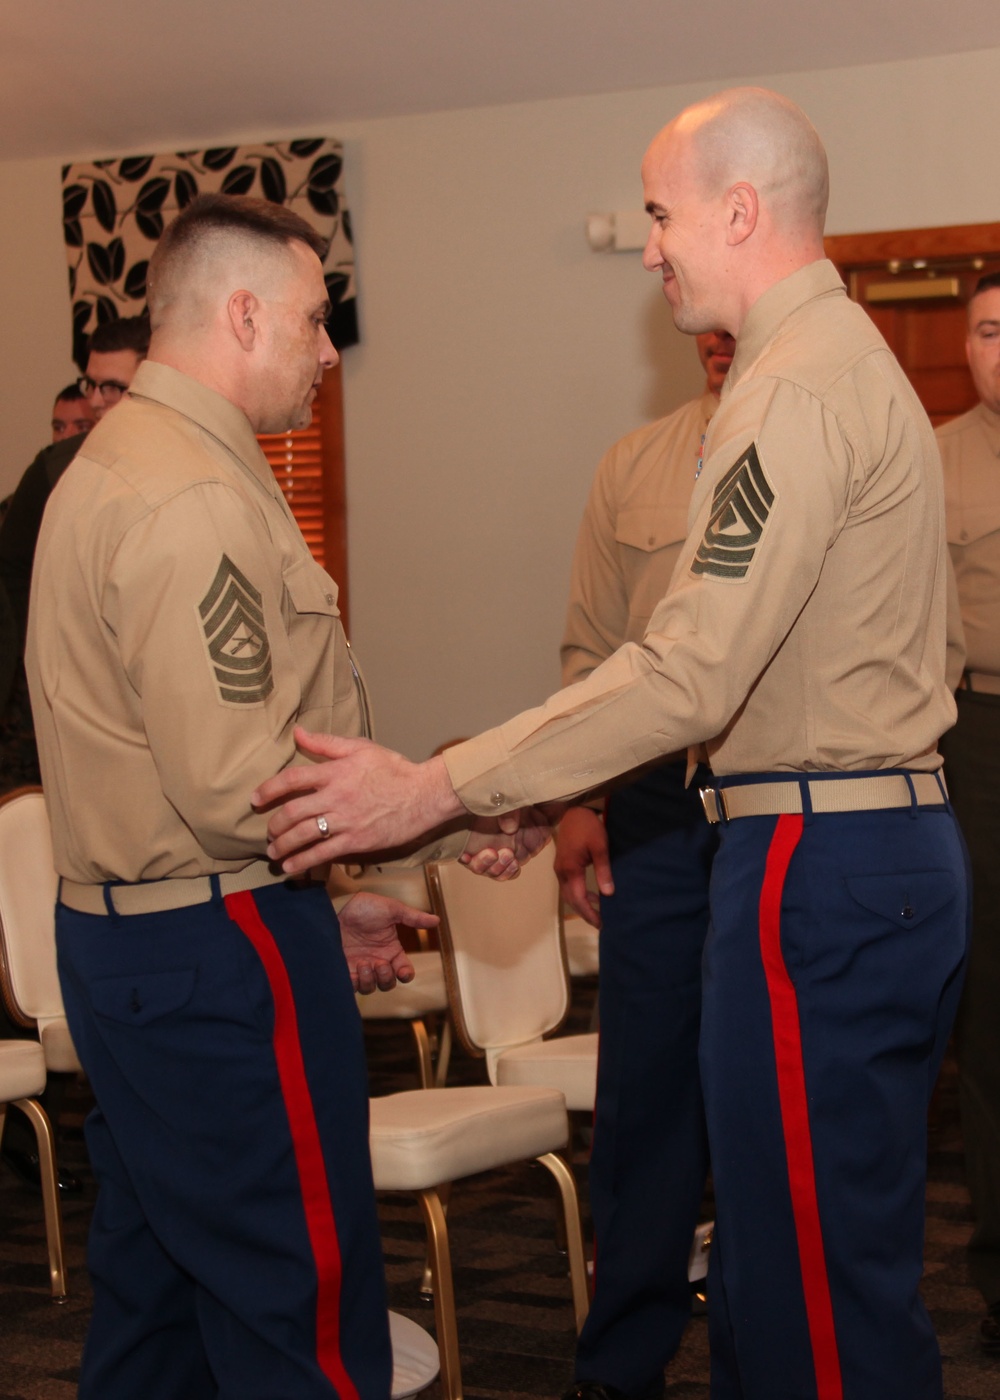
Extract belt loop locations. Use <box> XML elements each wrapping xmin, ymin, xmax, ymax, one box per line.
<box><xmin>101</xmin><ymin>882</ymin><xmax>120</xmax><ymax>919</ymax></box>
<box><xmin>797</xmin><ymin>775</ymin><xmax>815</xmax><ymax>826</ymax></box>
<box><xmin>209</xmin><ymin>873</ymin><xmax>224</xmax><ymax>907</ymax></box>
<box><xmin>902</xmin><ymin>772</ymin><xmax>919</xmax><ymax>820</ymax></box>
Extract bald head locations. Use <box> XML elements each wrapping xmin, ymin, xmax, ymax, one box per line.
<box><xmin>641</xmin><ymin>87</ymin><xmax>829</xmax><ymax>336</ymax></box>
<box><xmin>660</xmin><ymin>88</ymin><xmax>829</xmax><ymax>236</ymax></box>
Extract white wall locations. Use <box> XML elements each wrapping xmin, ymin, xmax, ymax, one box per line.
<box><xmin>1</xmin><ymin>46</ymin><xmax>999</xmax><ymax>757</ymax></box>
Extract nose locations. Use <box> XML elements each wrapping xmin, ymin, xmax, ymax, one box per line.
<box><xmin>641</xmin><ymin>223</ymin><xmax>662</xmax><ymax>273</ymax></box>
<box><xmin>319</xmin><ymin>325</ymin><xmax>338</xmax><ymax>370</ymax></box>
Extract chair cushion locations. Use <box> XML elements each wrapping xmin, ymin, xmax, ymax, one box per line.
<box><xmin>388</xmin><ymin>1310</ymin><xmax>439</xmax><ymax>1399</ymax></box>
<box><xmin>356</xmin><ymin>951</ymin><xmax>447</xmax><ymax>1020</ymax></box>
<box><xmin>369</xmin><ymin>1084</ymin><xmax>568</xmax><ymax>1191</ymax></box>
<box><xmin>39</xmin><ymin>1017</ymin><xmax>82</xmax><ymax>1073</ymax></box>
<box><xmin>495</xmin><ymin>1031</ymin><xmax>598</xmax><ymax>1111</ymax></box>
<box><xmin>0</xmin><ymin>1039</ymin><xmax>47</xmax><ymax>1101</ymax></box>
<box><xmin>563</xmin><ymin>917</ymin><xmax>600</xmax><ymax>978</ymax></box>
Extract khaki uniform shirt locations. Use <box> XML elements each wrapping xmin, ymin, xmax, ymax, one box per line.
<box><xmin>27</xmin><ymin>362</ymin><xmax>458</xmax><ymax>884</ymax></box>
<box><xmin>937</xmin><ymin>402</ymin><xmax>1000</xmax><ymax>680</ymax></box>
<box><xmin>445</xmin><ymin>260</ymin><xmax>954</xmax><ymax>814</ymax></box>
<box><xmin>561</xmin><ymin>392</ymin><xmax>717</xmax><ymax>684</ymax></box>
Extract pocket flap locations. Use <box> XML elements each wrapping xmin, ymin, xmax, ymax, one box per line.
<box><xmin>282</xmin><ymin>553</ymin><xmax>340</xmax><ymax>617</ymax></box>
<box><xmin>614</xmin><ymin>505</ymin><xmax>689</xmax><ymax>553</ymax></box>
<box><xmin>844</xmin><ymin>871</ymin><xmax>958</xmax><ymax>930</ymax></box>
<box><xmin>91</xmin><ymin>969</ymin><xmax>197</xmax><ymax>1026</ymax></box>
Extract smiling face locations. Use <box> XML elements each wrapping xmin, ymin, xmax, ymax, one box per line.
<box><xmin>696</xmin><ymin>330</ymin><xmax>736</xmax><ymax>395</ymax></box>
<box><xmin>640</xmin><ymin>125</ymin><xmax>733</xmax><ymax>336</ymax></box>
<box><xmin>253</xmin><ymin>240</ymin><xmax>338</xmax><ymax>434</ymax></box>
<box><xmin>966</xmin><ymin>285</ymin><xmax>1000</xmax><ymax>415</ymax></box>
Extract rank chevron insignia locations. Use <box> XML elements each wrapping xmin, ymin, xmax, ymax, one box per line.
<box><xmin>692</xmin><ymin>442</ymin><xmax>775</xmax><ymax>580</ymax></box>
<box><xmin>199</xmin><ymin>555</ymin><xmax>274</xmax><ymax>704</ymax></box>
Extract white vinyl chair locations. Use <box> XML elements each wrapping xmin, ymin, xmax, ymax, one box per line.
<box><xmin>0</xmin><ymin>788</ymin><xmax>82</xmax><ymax>1079</ymax></box>
<box><xmin>329</xmin><ymin>864</ymin><xmax>452</xmax><ymax>1088</ymax></box>
<box><xmin>561</xmin><ymin>912</ymin><xmax>600</xmax><ymax>980</ymax></box>
<box><xmin>426</xmin><ymin>845</ymin><xmax>598</xmax><ymax>1111</ymax></box>
<box><xmin>0</xmin><ymin>1037</ymin><xmax>67</xmax><ymax>1299</ymax></box>
<box><xmin>369</xmin><ymin>1081</ymin><xmax>588</xmax><ymax>1400</ymax></box>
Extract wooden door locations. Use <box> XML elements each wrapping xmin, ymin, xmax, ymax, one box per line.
<box><xmin>825</xmin><ymin>224</ymin><xmax>1000</xmax><ymax>425</ymax></box>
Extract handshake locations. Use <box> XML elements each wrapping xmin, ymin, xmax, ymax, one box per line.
<box><xmin>253</xmin><ymin>725</ymin><xmax>559</xmax><ymax>880</ymax></box>
<box><xmin>252</xmin><ymin>728</ymin><xmax>562</xmax><ymax>993</ymax></box>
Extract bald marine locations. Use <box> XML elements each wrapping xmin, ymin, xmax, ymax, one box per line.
<box><xmin>641</xmin><ymin>86</ymin><xmax>829</xmax><ymax>336</ymax></box>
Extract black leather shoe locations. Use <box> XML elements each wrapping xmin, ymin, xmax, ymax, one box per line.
<box><xmin>981</xmin><ymin>1301</ymin><xmax>1000</xmax><ymax>1356</ymax></box>
<box><xmin>1</xmin><ymin>1144</ymin><xmax>83</xmax><ymax>1196</ymax></box>
<box><xmin>561</xmin><ymin>1384</ymin><xmax>665</xmax><ymax>1400</ymax></box>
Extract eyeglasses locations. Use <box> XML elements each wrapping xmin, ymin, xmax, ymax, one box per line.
<box><xmin>77</xmin><ymin>375</ymin><xmax>129</xmax><ymax>403</ymax></box>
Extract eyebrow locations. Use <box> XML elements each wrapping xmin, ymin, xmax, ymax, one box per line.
<box><xmin>972</xmin><ymin>318</ymin><xmax>1000</xmax><ymax>332</ymax></box>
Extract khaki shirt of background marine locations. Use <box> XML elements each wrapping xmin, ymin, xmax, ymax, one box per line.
<box><xmin>561</xmin><ymin>392</ymin><xmax>717</xmax><ymax>686</ymax></box>
<box><xmin>27</xmin><ymin>361</ymin><xmax>460</xmax><ymax>885</ymax></box>
<box><xmin>937</xmin><ymin>401</ymin><xmax>1000</xmax><ymax>681</ymax></box>
<box><xmin>444</xmin><ymin>260</ymin><xmax>955</xmax><ymax>815</ymax></box>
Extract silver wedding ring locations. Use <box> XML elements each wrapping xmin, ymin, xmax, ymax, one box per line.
<box><xmin>316</xmin><ymin>815</ymin><xmax>330</xmax><ymax>837</ymax></box>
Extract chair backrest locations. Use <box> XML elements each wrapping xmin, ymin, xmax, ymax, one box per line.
<box><xmin>0</xmin><ymin>787</ymin><xmax>62</xmax><ymax>1028</ymax></box>
<box><xmin>426</xmin><ymin>844</ymin><xmax>570</xmax><ymax>1075</ymax></box>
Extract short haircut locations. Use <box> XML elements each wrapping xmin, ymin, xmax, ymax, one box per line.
<box><xmin>54</xmin><ymin>382</ymin><xmax>87</xmax><ymax>405</ymax></box>
<box><xmin>88</xmin><ymin>313</ymin><xmax>151</xmax><ymax>357</ymax></box>
<box><xmin>970</xmin><ymin>270</ymin><xmax>1000</xmax><ymax>301</ymax></box>
<box><xmin>147</xmin><ymin>194</ymin><xmax>327</xmax><ymax>321</ymax></box>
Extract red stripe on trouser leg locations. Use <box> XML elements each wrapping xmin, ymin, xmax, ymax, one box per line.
<box><xmin>226</xmin><ymin>890</ymin><xmax>359</xmax><ymax>1400</ymax></box>
<box><xmin>757</xmin><ymin>814</ymin><xmax>843</xmax><ymax>1400</ymax></box>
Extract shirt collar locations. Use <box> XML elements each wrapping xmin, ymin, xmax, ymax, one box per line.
<box><xmin>126</xmin><ymin>360</ymin><xmax>279</xmax><ymax>499</ymax></box>
<box><xmin>724</xmin><ymin>259</ymin><xmax>847</xmax><ymax>396</ymax></box>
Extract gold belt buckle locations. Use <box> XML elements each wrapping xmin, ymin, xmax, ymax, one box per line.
<box><xmin>699</xmin><ymin>787</ymin><xmax>727</xmax><ymax>824</ymax></box>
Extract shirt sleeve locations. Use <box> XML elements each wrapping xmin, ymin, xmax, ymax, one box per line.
<box><xmin>101</xmin><ymin>480</ymin><xmax>301</xmax><ymax>860</ymax></box>
<box><xmin>444</xmin><ymin>377</ymin><xmax>856</xmax><ymax>813</ymax></box>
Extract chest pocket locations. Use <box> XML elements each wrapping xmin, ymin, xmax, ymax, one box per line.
<box><xmin>946</xmin><ymin>488</ymin><xmax>1000</xmax><ymax>549</ymax></box>
<box><xmin>282</xmin><ymin>555</ymin><xmax>364</xmax><ymax>734</ymax></box>
<box><xmin>614</xmin><ymin>505</ymin><xmax>690</xmax><ymax>637</ymax></box>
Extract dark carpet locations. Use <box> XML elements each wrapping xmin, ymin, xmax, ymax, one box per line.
<box><xmin>0</xmin><ymin>975</ymin><xmax>996</xmax><ymax>1398</ymax></box>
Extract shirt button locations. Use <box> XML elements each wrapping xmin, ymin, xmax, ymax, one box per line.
<box><xmin>960</xmin><ymin>531</ymin><xmax>968</xmax><ymax>542</ymax></box>
<box><xmin>647</xmin><ymin>535</ymin><xmax>656</xmax><ymax>546</ymax></box>
<box><xmin>325</xmin><ymin>592</ymin><xmax>334</xmax><ymax>604</ymax></box>
<box><xmin>490</xmin><ymin>791</ymin><xmax>505</xmax><ymax>808</ymax></box>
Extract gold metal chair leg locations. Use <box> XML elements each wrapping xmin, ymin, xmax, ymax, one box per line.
<box><xmin>420</xmin><ymin>1181</ymin><xmax>451</xmax><ymax>1296</ymax></box>
<box><xmin>433</xmin><ymin>1018</ymin><xmax>453</xmax><ymax>1088</ymax></box>
<box><xmin>536</xmin><ymin>1151</ymin><xmax>589</xmax><ymax>1331</ymax></box>
<box><xmin>417</xmin><ymin>1187</ymin><xmax>463</xmax><ymax>1400</ymax></box>
<box><xmin>410</xmin><ymin>1019</ymin><xmax>435</xmax><ymax>1090</ymax></box>
<box><xmin>16</xmin><ymin>1096</ymin><xmax>67</xmax><ymax>1302</ymax></box>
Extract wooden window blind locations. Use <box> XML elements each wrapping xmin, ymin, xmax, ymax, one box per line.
<box><xmin>257</xmin><ymin>362</ymin><xmax>350</xmax><ymax>631</ymax></box>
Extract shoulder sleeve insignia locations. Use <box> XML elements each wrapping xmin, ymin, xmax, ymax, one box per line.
<box><xmin>691</xmin><ymin>442</ymin><xmax>775</xmax><ymax>580</ymax></box>
<box><xmin>199</xmin><ymin>555</ymin><xmax>274</xmax><ymax>705</ymax></box>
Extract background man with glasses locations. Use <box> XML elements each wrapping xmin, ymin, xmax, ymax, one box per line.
<box><xmin>0</xmin><ymin>313</ymin><xmax>150</xmax><ymax>660</ymax></box>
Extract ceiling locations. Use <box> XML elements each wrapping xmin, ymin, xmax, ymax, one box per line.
<box><xmin>4</xmin><ymin>0</ymin><xmax>1000</xmax><ymax>162</ymax></box>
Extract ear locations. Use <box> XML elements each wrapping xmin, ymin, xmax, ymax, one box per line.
<box><xmin>725</xmin><ymin>183</ymin><xmax>759</xmax><ymax>247</ymax></box>
<box><xmin>228</xmin><ymin>290</ymin><xmax>258</xmax><ymax>351</ymax></box>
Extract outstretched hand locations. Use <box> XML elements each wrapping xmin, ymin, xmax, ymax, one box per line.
<box><xmin>553</xmin><ymin>805</ymin><xmax>614</xmax><ymax>928</ymax></box>
<box><xmin>252</xmin><ymin>727</ymin><xmax>466</xmax><ymax>873</ymax></box>
<box><xmin>338</xmin><ymin>891</ymin><xmax>438</xmax><ymax>994</ymax></box>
